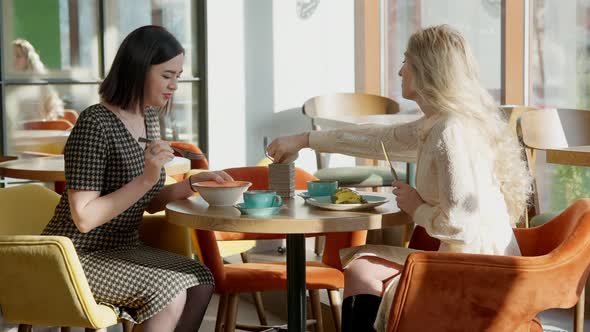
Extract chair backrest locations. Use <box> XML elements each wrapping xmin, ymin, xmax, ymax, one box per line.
<box><xmin>519</xmin><ymin>108</ymin><xmax>590</xmax><ymax>222</ymax></box>
<box><xmin>170</xmin><ymin>141</ymin><xmax>209</xmax><ymax>170</ymax></box>
<box><xmin>223</xmin><ymin>166</ymin><xmax>316</xmax><ymax>191</ymax></box>
<box><xmin>303</xmin><ymin>93</ymin><xmax>399</xmax><ymax>119</ymax></box>
<box><xmin>303</xmin><ymin>93</ymin><xmax>399</xmax><ymax>170</ymax></box>
<box><xmin>59</xmin><ymin>109</ymin><xmax>79</xmax><ymax>125</ymax></box>
<box><xmin>0</xmin><ymin>185</ymin><xmax>118</xmax><ymax>328</ymax></box>
<box><xmin>388</xmin><ymin>199</ymin><xmax>590</xmax><ymax>332</ymax></box>
<box><xmin>22</xmin><ymin>119</ymin><xmax>74</xmax><ymax>131</ymax></box>
<box><xmin>500</xmin><ymin>105</ymin><xmax>538</xmax><ymax>135</ymax></box>
<box><xmin>520</xmin><ymin>108</ymin><xmax>568</xmax><ymax>152</ymax></box>
<box><xmin>0</xmin><ymin>184</ymin><xmax>60</xmax><ymax>235</ymax></box>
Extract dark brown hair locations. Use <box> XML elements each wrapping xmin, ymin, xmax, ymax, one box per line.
<box><xmin>99</xmin><ymin>25</ymin><xmax>184</xmax><ymax>112</ymax></box>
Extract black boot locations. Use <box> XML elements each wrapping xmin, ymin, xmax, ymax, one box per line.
<box><xmin>341</xmin><ymin>294</ymin><xmax>382</xmax><ymax>332</ymax></box>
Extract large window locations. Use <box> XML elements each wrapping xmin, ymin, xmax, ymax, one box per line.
<box><xmin>0</xmin><ymin>0</ymin><xmax>207</xmax><ymax>155</ymax></box>
<box><xmin>529</xmin><ymin>0</ymin><xmax>590</xmax><ymax>213</ymax></box>
<box><xmin>383</xmin><ymin>0</ymin><xmax>502</xmax><ymax>111</ymax></box>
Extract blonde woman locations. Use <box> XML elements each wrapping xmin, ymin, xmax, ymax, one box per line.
<box><xmin>13</xmin><ymin>38</ymin><xmax>64</xmax><ymax>121</ymax></box>
<box><xmin>267</xmin><ymin>25</ymin><xmax>532</xmax><ymax>332</ymax></box>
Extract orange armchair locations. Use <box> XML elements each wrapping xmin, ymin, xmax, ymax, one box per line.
<box><xmin>386</xmin><ymin>199</ymin><xmax>590</xmax><ymax>332</ymax></box>
<box><xmin>192</xmin><ymin>166</ymin><xmax>367</xmax><ymax>332</ymax></box>
<box><xmin>22</xmin><ymin>119</ymin><xmax>74</xmax><ymax>130</ymax></box>
<box><xmin>169</xmin><ymin>141</ymin><xmax>209</xmax><ymax>170</ymax></box>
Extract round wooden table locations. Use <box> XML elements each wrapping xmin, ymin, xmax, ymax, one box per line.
<box><xmin>166</xmin><ymin>192</ymin><xmax>411</xmax><ymax>332</ymax></box>
<box><xmin>0</xmin><ymin>155</ymin><xmax>191</xmax><ymax>182</ymax></box>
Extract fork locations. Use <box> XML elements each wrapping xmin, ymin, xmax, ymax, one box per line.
<box><xmin>138</xmin><ymin>137</ymin><xmax>206</xmax><ymax>160</ymax></box>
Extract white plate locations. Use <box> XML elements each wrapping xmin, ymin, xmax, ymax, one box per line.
<box><xmin>306</xmin><ymin>195</ymin><xmax>389</xmax><ymax>211</ymax></box>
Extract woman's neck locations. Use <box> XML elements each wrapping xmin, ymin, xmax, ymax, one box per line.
<box><xmin>103</xmin><ymin>102</ymin><xmax>142</xmax><ymax>117</ymax></box>
<box><xmin>416</xmin><ymin>100</ymin><xmax>437</xmax><ymax>118</ymax></box>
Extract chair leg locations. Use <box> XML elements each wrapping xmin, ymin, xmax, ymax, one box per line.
<box><xmin>327</xmin><ymin>289</ymin><xmax>342</xmax><ymax>332</ymax></box>
<box><xmin>216</xmin><ymin>294</ymin><xmax>229</xmax><ymax>332</ymax></box>
<box><xmin>60</xmin><ymin>328</ymin><xmax>72</xmax><ymax>332</ymax></box>
<box><xmin>18</xmin><ymin>325</ymin><xmax>32</xmax><ymax>332</ymax></box>
<box><xmin>225</xmin><ymin>294</ymin><xmax>240</xmax><ymax>332</ymax></box>
<box><xmin>240</xmin><ymin>252</ymin><xmax>268</xmax><ymax>326</ymax></box>
<box><xmin>314</xmin><ymin>236</ymin><xmax>325</xmax><ymax>256</ymax></box>
<box><xmin>309</xmin><ymin>289</ymin><xmax>324</xmax><ymax>332</ymax></box>
<box><xmin>575</xmin><ymin>286</ymin><xmax>585</xmax><ymax>332</ymax></box>
<box><xmin>252</xmin><ymin>291</ymin><xmax>268</xmax><ymax>325</ymax></box>
<box><xmin>122</xmin><ymin>320</ymin><xmax>134</xmax><ymax>332</ymax></box>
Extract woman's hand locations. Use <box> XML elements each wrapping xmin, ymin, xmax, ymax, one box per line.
<box><xmin>392</xmin><ymin>180</ymin><xmax>425</xmax><ymax>216</ymax></box>
<box><xmin>189</xmin><ymin>170</ymin><xmax>234</xmax><ymax>184</ymax></box>
<box><xmin>143</xmin><ymin>141</ymin><xmax>175</xmax><ymax>184</ymax></box>
<box><xmin>266</xmin><ymin>133</ymin><xmax>309</xmax><ymax>163</ymax></box>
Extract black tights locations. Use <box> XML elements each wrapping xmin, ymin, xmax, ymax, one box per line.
<box><xmin>176</xmin><ymin>284</ymin><xmax>214</xmax><ymax>332</ymax></box>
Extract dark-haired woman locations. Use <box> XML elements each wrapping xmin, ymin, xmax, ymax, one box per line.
<box><xmin>43</xmin><ymin>25</ymin><xmax>230</xmax><ymax>331</ymax></box>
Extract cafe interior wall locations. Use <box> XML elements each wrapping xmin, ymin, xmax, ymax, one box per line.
<box><xmin>206</xmin><ymin>0</ymin><xmax>355</xmax><ymax>254</ymax></box>
<box><xmin>206</xmin><ymin>0</ymin><xmax>355</xmax><ymax>172</ymax></box>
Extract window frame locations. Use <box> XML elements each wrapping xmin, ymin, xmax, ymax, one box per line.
<box><xmin>0</xmin><ymin>0</ymin><xmax>209</xmax><ymax>155</ymax></box>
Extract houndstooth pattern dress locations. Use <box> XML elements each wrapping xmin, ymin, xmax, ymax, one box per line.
<box><xmin>42</xmin><ymin>104</ymin><xmax>214</xmax><ymax>323</ymax></box>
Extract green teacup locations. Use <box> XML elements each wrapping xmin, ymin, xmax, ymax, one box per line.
<box><xmin>307</xmin><ymin>180</ymin><xmax>338</xmax><ymax>197</ymax></box>
<box><xmin>243</xmin><ymin>190</ymin><xmax>283</xmax><ymax>208</ymax></box>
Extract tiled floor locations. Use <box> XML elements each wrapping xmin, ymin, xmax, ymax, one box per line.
<box><xmin>1</xmin><ymin>248</ymin><xmax>589</xmax><ymax>332</ymax></box>
<box><xmin>1</xmin><ymin>295</ymin><xmax>589</xmax><ymax>331</ymax></box>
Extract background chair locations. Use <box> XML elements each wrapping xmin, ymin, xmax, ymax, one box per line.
<box><xmin>519</xmin><ymin>108</ymin><xmax>569</xmax><ymax>227</ymax></box>
<box><xmin>59</xmin><ymin>109</ymin><xmax>79</xmax><ymax>125</ymax></box>
<box><xmin>386</xmin><ymin>199</ymin><xmax>590</xmax><ymax>332</ymax></box>
<box><xmin>193</xmin><ymin>166</ymin><xmax>367</xmax><ymax>332</ymax></box>
<box><xmin>302</xmin><ymin>92</ymin><xmax>408</xmax><ymax>188</ymax></box>
<box><xmin>0</xmin><ymin>184</ymin><xmax>123</xmax><ymax>332</ymax></box>
<box><xmin>22</xmin><ymin>119</ymin><xmax>74</xmax><ymax>131</ymax></box>
<box><xmin>303</xmin><ymin>93</ymin><xmax>415</xmax><ymax>252</ymax></box>
<box><xmin>170</xmin><ymin>141</ymin><xmax>209</xmax><ymax>171</ymax></box>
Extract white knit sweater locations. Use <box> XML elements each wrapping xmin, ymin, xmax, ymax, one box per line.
<box><xmin>309</xmin><ymin>113</ymin><xmax>521</xmax><ymax>256</ymax></box>
<box><xmin>310</xmin><ymin>113</ymin><xmax>521</xmax><ymax>331</ymax></box>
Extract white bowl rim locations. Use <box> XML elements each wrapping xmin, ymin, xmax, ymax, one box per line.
<box><xmin>192</xmin><ymin>180</ymin><xmax>252</xmax><ymax>188</ymax></box>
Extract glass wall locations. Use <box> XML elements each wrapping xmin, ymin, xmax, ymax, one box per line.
<box><xmin>383</xmin><ymin>0</ymin><xmax>502</xmax><ymax>112</ymax></box>
<box><xmin>529</xmin><ymin>0</ymin><xmax>590</xmax><ymax>214</ymax></box>
<box><xmin>1</xmin><ymin>0</ymin><xmax>206</xmax><ymax>155</ymax></box>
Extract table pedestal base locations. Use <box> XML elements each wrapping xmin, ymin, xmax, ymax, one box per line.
<box><xmin>287</xmin><ymin>234</ymin><xmax>306</xmax><ymax>332</ymax></box>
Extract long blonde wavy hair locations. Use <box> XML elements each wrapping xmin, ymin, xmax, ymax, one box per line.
<box><xmin>405</xmin><ymin>25</ymin><xmax>532</xmax><ymax>225</ymax></box>
<box><xmin>12</xmin><ymin>38</ymin><xmax>64</xmax><ymax>120</ymax></box>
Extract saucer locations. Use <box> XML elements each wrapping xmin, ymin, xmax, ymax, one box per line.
<box><xmin>235</xmin><ymin>203</ymin><xmax>282</xmax><ymax>216</ymax></box>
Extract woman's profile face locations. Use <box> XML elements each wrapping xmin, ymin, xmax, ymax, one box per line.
<box><xmin>398</xmin><ymin>55</ymin><xmax>417</xmax><ymax>100</ymax></box>
<box><xmin>13</xmin><ymin>45</ymin><xmax>28</xmax><ymax>71</ymax></box>
<box><xmin>144</xmin><ymin>53</ymin><xmax>185</xmax><ymax>108</ymax></box>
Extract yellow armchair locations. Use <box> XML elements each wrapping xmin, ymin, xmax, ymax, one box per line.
<box><xmin>0</xmin><ymin>184</ymin><xmax>121</xmax><ymax>331</ymax></box>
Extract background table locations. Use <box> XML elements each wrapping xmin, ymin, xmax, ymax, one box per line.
<box><xmin>547</xmin><ymin>146</ymin><xmax>590</xmax><ymax>167</ymax></box>
<box><xmin>166</xmin><ymin>192</ymin><xmax>410</xmax><ymax>332</ymax></box>
<box><xmin>0</xmin><ymin>155</ymin><xmax>191</xmax><ymax>182</ymax></box>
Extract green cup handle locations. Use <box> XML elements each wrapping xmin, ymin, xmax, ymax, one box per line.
<box><xmin>274</xmin><ymin>195</ymin><xmax>283</xmax><ymax>207</ymax></box>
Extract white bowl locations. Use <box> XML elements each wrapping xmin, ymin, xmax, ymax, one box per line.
<box><xmin>192</xmin><ymin>180</ymin><xmax>252</xmax><ymax>206</ymax></box>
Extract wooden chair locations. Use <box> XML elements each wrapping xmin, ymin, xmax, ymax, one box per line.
<box><xmin>193</xmin><ymin>166</ymin><xmax>367</xmax><ymax>332</ymax></box>
<box><xmin>22</xmin><ymin>119</ymin><xmax>74</xmax><ymax>131</ymax></box>
<box><xmin>302</xmin><ymin>92</ymin><xmax>406</xmax><ymax>188</ymax></box>
<box><xmin>303</xmin><ymin>93</ymin><xmax>415</xmax><ymax>252</ymax></box>
<box><xmin>386</xmin><ymin>199</ymin><xmax>590</xmax><ymax>332</ymax></box>
<box><xmin>59</xmin><ymin>109</ymin><xmax>79</xmax><ymax>125</ymax></box>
